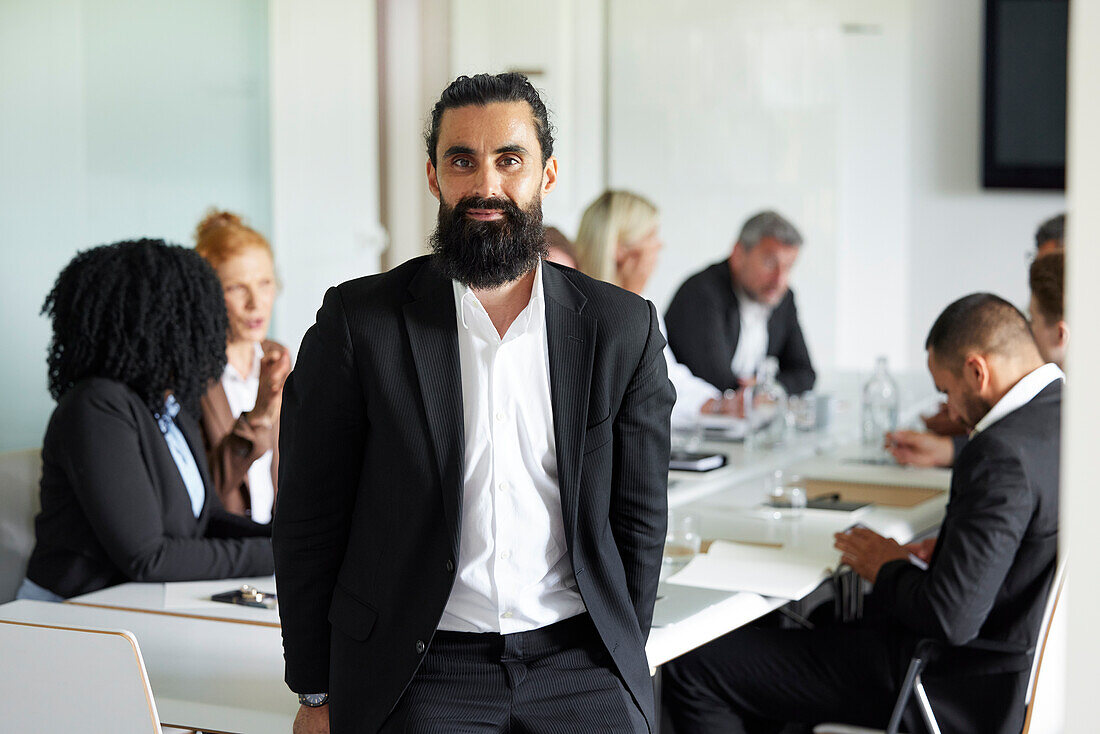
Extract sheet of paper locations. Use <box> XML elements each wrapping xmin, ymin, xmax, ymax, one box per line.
<box><xmin>665</xmin><ymin>540</ymin><xmax>833</xmax><ymax>600</ymax></box>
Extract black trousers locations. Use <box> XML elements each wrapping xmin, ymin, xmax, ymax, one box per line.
<box><xmin>381</xmin><ymin>613</ymin><xmax>647</xmax><ymax>733</ymax></box>
<box><xmin>661</xmin><ymin>623</ymin><xmax>902</xmax><ymax>734</ymax></box>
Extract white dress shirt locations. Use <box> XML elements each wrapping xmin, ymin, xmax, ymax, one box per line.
<box><xmin>730</xmin><ymin>286</ymin><xmax>772</xmax><ymax>382</ymax></box>
<box><xmin>220</xmin><ymin>342</ymin><xmax>276</xmax><ymax>524</ymax></box>
<box><xmin>971</xmin><ymin>362</ymin><xmax>1065</xmax><ymax>437</ymax></box>
<box><xmin>439</xmin><ymin>262</ymin><xmax>586</xmax><ymax>633</ymax></box>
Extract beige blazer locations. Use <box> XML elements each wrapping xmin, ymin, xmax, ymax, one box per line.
<box><xmin>199</xmin><ymin>339</ymin><xmax>283</xmax><ymax>519</ymax></box>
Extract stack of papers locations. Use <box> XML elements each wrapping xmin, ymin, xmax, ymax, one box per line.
<box><xmin>665</xmin><ymin>540</ymin><xmax>832</xmax><ymax>600</ymax></box>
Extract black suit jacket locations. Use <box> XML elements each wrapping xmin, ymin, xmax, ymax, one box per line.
<box><xmin>664</xmin><ymin>260</ymin><xmax>815</xmax><ymax>394</ymax></box>
<box><xmin>273</xmin><ymin>257</ymin><xmax>674</xmax><ymax>733</ymax></box>
<box><xmin>874</xmin><ymin>379</ymin><xmax>1061</xmax><ymax>734</ymax></box>
<box><xmin>25</xmin><ymin>378</ymin><xmax>273</xmax><ymax>599</ymax></box>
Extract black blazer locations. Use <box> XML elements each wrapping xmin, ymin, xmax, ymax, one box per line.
<box><xmin>664</xmin><ymin>260</ymin><xmax>815</xmax><ymax>394</ymax></box>
<box><xmin>25</xmin><ymin>378</ymin><xmax>273</xmax><ymax>600</ymax></box>
<box><xmin>274</xmin><ymin>257</ymin><xmax>674</xmax><ymax>733</ymax></box>
<box><xmin>874</xmin><ymin>379</ymin><xmax>1061</xmax><ymax>734</ymax></box>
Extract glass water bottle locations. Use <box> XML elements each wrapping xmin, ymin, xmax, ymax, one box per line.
<box><xmin>861</xmin><ymin>356</ymin><xmax>900</xmax><ymax>446</ymax></box>
<box><xmin>747</xmin><ymin>357</ymin><xmax>791</xmax><ymax>450</ymax></box>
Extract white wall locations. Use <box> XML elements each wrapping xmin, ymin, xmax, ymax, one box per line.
<box><xmin>269</xmin><ymin>0</ymin><xmax>383</xmax><ymax>355</ymax></box>
<box><xmin>0</xmin><ymin>0</ymin><xmax>271</xmax><ymax>452</ymax></box>
<box><xmin>834</xmin><ymin>0</ymin><xmax>912</xmax><ymax>374</ymax></box>
<box><xmin>905</xmin><ymin>0</ymin><xmax>1065</xmax><ymax>367</ymax></box>
<box><xmin>377</xmin><ymin>0</ymin><xmax>452</xmax><ymax>269</ymax></box>
<box><xmin>608</xmin><ymin>0</ymin><xmax>918</xmax><ymax>375</ymax></box>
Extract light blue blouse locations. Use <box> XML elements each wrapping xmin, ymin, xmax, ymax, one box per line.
<box><xmin>155</xmin><ymin>394</ymin><xmax>206</xmax><ymax>518</ymax></box>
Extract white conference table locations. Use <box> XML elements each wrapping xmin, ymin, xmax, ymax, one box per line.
<box><xmin>66</xmin><ymin>575</ymin><xmax>280</xmax><ymax>626</ymax></box>
<box><xmin>0</xmin><ymin>371</ymin><xmax>950</xmax><ymax>732</ymax></box>
<box><xmin>647</xmin><ymin>444</ymin><xmax>951</xmax><ymax>668</ymax></box>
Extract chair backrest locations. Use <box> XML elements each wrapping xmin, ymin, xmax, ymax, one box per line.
<box><xmin>1021</xmin><ymin>554</ymin><xmax>1068</xmax><ymax>734</ymax></box>
<box><xmin>0</xmin><ymin>448</ymin><xmax>42</xmax><ymax>602</ymax></box>
<box><xmin>0</xmin><ymin>617</ymin><xmax>163</xmax><ymax>733</ymax></box>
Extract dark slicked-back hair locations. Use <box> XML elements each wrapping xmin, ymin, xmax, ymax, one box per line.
<box><xmin>42</xmin><ymin>239</ymin><xmax>228</xmax><ymax>415</ymax></box>
<box><xmin>425</xmin><ymin>72</ymin><xmax>554</xmax><ymax>166</ymax></box>
<box><xmin>925</xmin><ymin>292</ymin><xmax>1037</xmax><ymax>371</ymax></box>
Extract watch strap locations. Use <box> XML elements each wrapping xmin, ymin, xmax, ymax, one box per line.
<box><xmin>298</xmin><ymin>692</ymin><xmax>329</xmax><ymax>707</ymax></box>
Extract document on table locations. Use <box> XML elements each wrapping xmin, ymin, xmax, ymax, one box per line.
<box><xmin>665</xmin><ymin>540</ymin><xmax>832</xmax><ymax>600</ymax></box>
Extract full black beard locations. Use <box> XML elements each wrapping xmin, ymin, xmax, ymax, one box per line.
<box><xmin>429</xmin><ymin>195</ymin><xmax>547</xmax><ymax>289</ymax></box>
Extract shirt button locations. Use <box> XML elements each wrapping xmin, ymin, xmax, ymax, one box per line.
<box><xmin>445</xmin><ymin>559</ymin><xmax>455</xmax><ymax>573</ymax></box>
<box><xmin>500</xmin><ymin>550</ymin><xmax>510</xmax><ymax>560</ymax></box>
<box><xmin>497</xmin><ymin>481</ymin><xmax>508</xmax><ymax>491</ymax></box>
<box><xmin>501</xmin><ymin>611</ymin><xmax>513</xmax><ymax>619</ymax></box>
<box><xmin>495</xmin><ymin>412</ymin><xmax>506</xmax><ymax>422</ymax></box>
<box><xmin>415</xmin><ymin>640</ymin><xmax>426</xmax><ymax>654</ymax></box>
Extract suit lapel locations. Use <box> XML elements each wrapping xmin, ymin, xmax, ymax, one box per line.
<box><xmin>765</xmin><ymin>292</ymin><xmax>788</xmax><ymax>354</ymax></box>
<box><xmin>403</xmin><ymin>261</ymin><xmax>465</xmax><ymax>554</ymax></box>
<box><xmin>721</xmin><ymin>265</ymin><xmax>744</xmax><ymax>355</ymax></box>
<box><xmin>543</xmin><ymin>265</ymin><xmax>597</xmax><ymax>547</ymax></box>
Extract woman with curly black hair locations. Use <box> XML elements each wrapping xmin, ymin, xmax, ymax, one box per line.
<box><xmin>17</xmin><ymin>239</ymin><xmax>273</xmax><ymax>601</ymax></box>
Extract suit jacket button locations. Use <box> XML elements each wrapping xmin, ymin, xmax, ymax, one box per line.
<box><xmin>415</xmin><ymin>640</ymin><xmax>426</xmax><ymax>654</ymax></box>
<box><xmin>445</xmin><ymin>559</ymin><xmax>455</xmax><ymax>573</ymax></box>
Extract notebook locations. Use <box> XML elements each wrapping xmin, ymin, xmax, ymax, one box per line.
<box><xmin>651</xmin><ymin>582</ymin><xmax>737</xmax><ymax>627</ymax></box>
<box><xmin>669</xmin><ymin>450</ymin><xmax>727</xmax><ymax>472</ymax></box>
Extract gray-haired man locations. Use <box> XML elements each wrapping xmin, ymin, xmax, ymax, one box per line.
<box><xmin>664</xmin><ymin>210</ymin><xmax>815</xmax><ymax>395</ymax></box>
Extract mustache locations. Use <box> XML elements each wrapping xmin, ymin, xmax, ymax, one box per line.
<box><xmin>451</xmin><ymin>196</ymin><xmax>523</xmax><ymax>219</ymax></box>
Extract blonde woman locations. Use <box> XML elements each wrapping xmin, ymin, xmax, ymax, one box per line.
<box><xmin>574</xmin><ymin>190</ymin><xmax>734</xmax><ymax>425</ymax></box>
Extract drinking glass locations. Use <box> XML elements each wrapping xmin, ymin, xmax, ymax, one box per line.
<box><xmin>662</xmin><ymin>510</ymin><xmax>702</xmax><ymax>580</ymax></box>
<box><xmin>791</xmin><ymin>392</ymin><xmax>818</xmax><ymax>432</ymax></box>
<box><xmin>767</xmin><ymin>471</ymin><xmax>807</xmax><ymax>520</ymax></box>
<box><xmin>671</xmin><ymin>420</ymin><xmax>704</xmax><ymax>453</ymax></box>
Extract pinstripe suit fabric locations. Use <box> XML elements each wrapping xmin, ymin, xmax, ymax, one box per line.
<box><xmin>381</xmin><ymin>613</ymin><xmax>647</xmax><ymax>733</ymax></box>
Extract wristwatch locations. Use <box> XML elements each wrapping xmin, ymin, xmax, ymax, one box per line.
<box><xmin>299</xmin><ymin>692</ymin><xmax>329</xmax><ymax>707</ymax></box>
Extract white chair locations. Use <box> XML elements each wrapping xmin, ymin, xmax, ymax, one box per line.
<box><xmin>0</xmin><ymin>615</ymin><xmax>163</xmax><ymax>733</ymax></box>
<box><xmin>815</xmin><ymin>555</ymin><xmax>1068</xmax><ymax>734</ymax></box>
<box><xmin>0</xmin><ymin>448</ymin><xmax>42</xmax><ymax>602</ymax></box>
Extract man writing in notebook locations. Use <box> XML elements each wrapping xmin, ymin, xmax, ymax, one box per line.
<box><xmin>274</xmin><ymin>72</ymin><xmax>674</xmax><ymax>733</ymax></box>
<box><xmin>664</xmin><ymin>293</ymin><xmax>1061</xmax><ymax>734</ymax></box>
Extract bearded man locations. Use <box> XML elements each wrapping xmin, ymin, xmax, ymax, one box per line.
<box><xmin>274</xmin><ymin>73</ymin><xmax>674</xmax><ymax>734</ymax></box>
